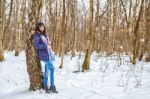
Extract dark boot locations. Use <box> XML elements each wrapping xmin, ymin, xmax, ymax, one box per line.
<box><xmin>41</xmin><ymin>73</ymin><xmax>45</xmax><ymax>90</ymax></box>
<box><xmin>45</xmin><ymin>87</ymin><xmax>51</xmax><ymax>93</ymax></box>
<box><xmin>50</xmin><ymin>86</ymin><xmax>58</xmax><ymax>93</ymax></box>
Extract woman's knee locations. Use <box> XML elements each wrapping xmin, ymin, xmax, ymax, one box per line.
<box><xmin>48</xmin><ymin>61</ymin><xmax>54</xmax><ymax>70</ymax></box>
<box><xmin>50</xmin><ymin>65</ymin><xmax>54</xmax><ymax>71</ymax></box>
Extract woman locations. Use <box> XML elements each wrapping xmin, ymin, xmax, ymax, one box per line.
<box><xmin>33</xmin><ymin>22</ymin><xmax>58</xmax><ymax>93</ymax></box>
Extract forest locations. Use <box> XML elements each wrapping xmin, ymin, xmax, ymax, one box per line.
<box><xmin>0</xmin><ymin>0</ymin><xmax>150</xmax><ymax>99</ymax></box>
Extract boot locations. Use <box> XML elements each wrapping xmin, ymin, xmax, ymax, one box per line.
<box><xmin>41</xmin><ymin>74</ymin><xmax>45</xmax><ymax>90</ymax></box>
<box><xmin>50</xmin><ymin>86</ymin><xmax>58</xmax><ymax>93</ymax></box>
<box><xmin>45</xmin><ymin>86</ymin><xmax>50</xmax><ymax>93</ymax></box>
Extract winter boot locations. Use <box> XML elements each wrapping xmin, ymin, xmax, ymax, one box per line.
<box><xmin>50</xmin><ymin>86</ymin><xmax>58</xmax><ymax>93</ymax></box>
<box><xmin>41</xmin><ymin>75</ymin><xmax>45</xmax><ymax>90</ymax></box>
<box><xmin>45</xmin><ymin>86</ymin><xmax>51</xmax><ymax>93</ymax></box>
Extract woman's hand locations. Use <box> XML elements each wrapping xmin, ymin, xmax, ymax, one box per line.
<box><xmin>48</xmin><ymin>42</ymin><xmax>52</xmax><ymax>45</ymax></box>
<box><xmin>47</xmin><ymin>45</ymin><xmax>52</xmax><ymax>51</ymax></box>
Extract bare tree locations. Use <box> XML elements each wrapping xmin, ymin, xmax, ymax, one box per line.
<box><xmin>25</xmin><ymin>0</ymin><xmax>43</xmax><ymax>90</ymax></box>
<box><xmin>14</xmin><ymin>0</ymin><xmax>20</xmax><ymax>56</ymax></box>
<box><xmin>59</xmin><ymin>0</ymin><xmax>66</xmax><ymax>68</ymax></box>
<box><xmin>0</xmin><ymin>0</ymin><xmax>5</xmax><ymax>61</ymax></box>
<box><xmin>82</xmin><ymin>0</ymin><xmax>94</xmax><ymax>71</ymax></box>
<box><xmin>71</xmin><ymin>0</ymin><xmax>77</xmax><ymax>57</ymax></box>
<box><xmin>145</xmin><ymin>0</ymin><xmax>150</xmax><ymax>61</ymax></box>
<box><xmin>132</xmin><ymin>0</ymin><xmax>145</xmax><ymax>64</ymax></box>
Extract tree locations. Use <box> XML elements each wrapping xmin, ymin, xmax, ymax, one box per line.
<box><xmin>0</xmin><ymin>0</ymin><xmax>3</xmax><ymax>61</ymax></box>
<box><xmin>14</xmin><ymin>0</ymin><xmax>20</xmax><ymax>56</ymax></box>
<box><xmin>0</xmin><ymin>0</ymin><xmax>5</xmax><ymax>61</ymax></box>
<box><xmin>82</xmin><ymin>0</ymin><xmax>94</xmax><ymax>71</ymax></box>
<box><xmin>132</xmin><ymin>0</ymin><xmax>145</xmax><ymax>64</ymax></box>
<box><xmin>145</xmin><ymin>1</ymin><xmax>150</xmax><ymax>61</ymax></box>
<box><xmin>3</xmin><ymin>0</ymin><xmax>13</xmax><ymax>34</ymax></box>
<box><xmin>71</xmin><ymin>0</ymin><xmax>77</xmax><ymax>57</ymax></box>
<box><xmin>25</xmin><ymin>0</ymin><xmax>43</xmax><ymax>90</ymax></box>
<box><xmin>59</xmin><ymin>0</ymin><xmax>66</xmax><ymax>68</ymax></box>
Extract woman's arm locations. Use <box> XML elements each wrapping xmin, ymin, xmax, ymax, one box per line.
<box><xmin>33</xmin><ymin>34</ymin><xmax>47</xmax><ymax>50</ymax></box>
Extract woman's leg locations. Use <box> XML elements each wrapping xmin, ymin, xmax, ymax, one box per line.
<box><xmin>47</xmin><ymin>61</ymin><xmax>55</xmax><ymax>86</ymax></box>
<box><xmin>43</xmin><ymin>61</ymin><xmax>49</xmax><ymax>88</ymax></box>
<box><xmin>48</xmin><ymin>61</ymin><xmax>58</xmax><ymax>93</ymax></box>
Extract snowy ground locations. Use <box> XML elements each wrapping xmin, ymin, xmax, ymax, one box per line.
<box><xmin>0</xmin><ymin>51</ymin><xmax>150</xmax><ymax>99</ymax></box>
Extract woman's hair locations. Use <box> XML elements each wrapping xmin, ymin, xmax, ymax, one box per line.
<box><xmin>35</xmin><ymin>21</ymin><xmax>46</xmax><ymax>34</ymax></box>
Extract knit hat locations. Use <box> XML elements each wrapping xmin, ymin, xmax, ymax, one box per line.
<box><xmin>35</xmin><ymin>21</ymin><xmax>45</xmax><ymax>32</ymax></box>
<box><xmin>36</xmin><ymin>21</ymin><xmax>44</xmax><ymax>28</ymax></box>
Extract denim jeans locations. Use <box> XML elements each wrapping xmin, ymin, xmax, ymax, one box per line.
<box><xmin>42</xmin><ymin>60</ymin><xmax>55</xmax><ymax>87</ymax></box>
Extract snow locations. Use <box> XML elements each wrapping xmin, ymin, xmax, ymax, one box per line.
<box><xmin>0</xmin><ymin>51</ymin><xmax>150</xmax><ymax>99</ymax></box>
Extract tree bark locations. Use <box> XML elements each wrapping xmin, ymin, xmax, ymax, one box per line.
<box><xmin>145</xmin><ymin>1</ymin><xmax>150</xmax><ymax>61</ymax></box>
<box><xmin>82</xmin><ymin>0</ymin><xmax>94</xmax><ymax>71</ymax></box>
<box><xmin>132</xmin><ymin>0</ymin><xmax>144</xmax><ymax>64</ymax></box>
<box><xmin>0</xmin><ymin>0</ymin><xmax>5</xmax><ymax>61</ymax></box>
<box><xmin>71</xmin><ymin>0</ymin><xmax>77</xmax><ymax>57</ymax></box>
<box><xmin>59</xmin><ymin>0</ymin><xmax>65</xmax><ymax>68</ymax></box>
<box><xmin>14</xmin><ymin>0</ymin><xmax>20</xmax><ymax>56</ymax></box>
<box><xmin>25</xmin><ymin>0</ymin><xmax>43</xmax><ymax>90</ymax></box>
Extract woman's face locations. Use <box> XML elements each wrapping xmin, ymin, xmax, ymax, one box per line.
<box><xmin>39</xmin><ymin>25</ymin><xmax>45</xmax><ymax>32</ymax></box>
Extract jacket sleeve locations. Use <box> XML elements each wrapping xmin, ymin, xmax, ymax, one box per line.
<box><xmin>33</xmin><ymin>34</ymin><xmax>47</xmax><ymax>50</ymax></box>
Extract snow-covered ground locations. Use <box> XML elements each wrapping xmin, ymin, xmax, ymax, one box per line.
<box><xmin>0</xmin><ymin>51</ymin><xmax>150</xmax><ymax>99</ymax></box>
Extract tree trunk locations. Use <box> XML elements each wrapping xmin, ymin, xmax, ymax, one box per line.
<box><xmin>26</xmin><ymin>35</ymin><xmax>43</xmax><ymax>90</ymax></box>
<box><xmin>82</xmin><ymin>0</ymin><xmax>94</xmax><ymax>71</ymax></box>
<box><xmin>132</xmin><ymin>0</ymin><xmax>144</xmax><ymax>64</ymax></box>
<box><xmin>145</xmin><ymin>1</ymin><xmax>150</xmax><ymax>61</ymax></box>
<box><xmin>14</xmin><ymin>0</ymin><xmax>20</xmax><ymax>56</ymax></box>
<box><xmin>3</xmin><ymin>0</ymin><xmax>13</xmax><ymax>34</ymax></box>
<box><xmin>59</xmin><ymin>0</ymin><xmax>66</xmax><ymax>68</ymax></box>
<box><xmin>71</xmin><ymin>0</ymin><xmax>77</xmax><ymax>57</ymax></box>
<box><xmin>0</xmin><ymin>0</ymin><xmax>5</xmax><ymax>61</ymax></box>
<box><xmin>25</xmin><ymin>0</ymin><xmax>43</xmax><ymax>90</ymax></box>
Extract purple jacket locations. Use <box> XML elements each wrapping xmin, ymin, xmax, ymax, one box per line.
<box><xmin>33</xmin><ymin>32</ymin><xmax>49</xmax><ymax>61</ymax></box>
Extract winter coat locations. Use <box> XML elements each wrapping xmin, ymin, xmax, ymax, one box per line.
<box><xmin>33</xmin><ymin>32</ymin><xmax>49</xmax><ymax>61</ymax></box>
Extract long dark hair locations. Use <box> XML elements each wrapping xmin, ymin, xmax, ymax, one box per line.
<box><xmin>35</xmin><ymin>21</ymin><xmax>46</xmax><ymax>34</ymax></box>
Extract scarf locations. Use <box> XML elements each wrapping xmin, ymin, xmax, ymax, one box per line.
<box><xmin>40</xmin><ymin>35</ymin><xmax>55</xmax><ymax>61</ymax></box>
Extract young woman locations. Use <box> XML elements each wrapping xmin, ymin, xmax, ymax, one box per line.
<box><xmin>33</xmin><ymin>22</ymin><xmax>58</xmax><ymax>93</ymax></box>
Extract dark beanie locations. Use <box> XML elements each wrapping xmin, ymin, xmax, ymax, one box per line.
<box><xmin>35</xmin><ymin>21</ymin><xmax>45</xmax><ymax>32</ymax></box>
<box><xmin>36</xmin><ymin>21</ymin><xmax>44</xmax><ymax>27</ymax></box>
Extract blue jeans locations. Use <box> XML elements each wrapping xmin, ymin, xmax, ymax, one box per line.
<box><xmin>43</xmin><ymin>60</ymin><xmax>55</xmax><ymax>87</ymax></box>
